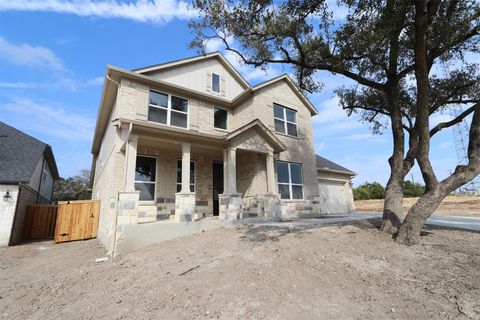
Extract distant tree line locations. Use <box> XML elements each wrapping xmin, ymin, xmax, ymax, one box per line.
<box><xmin>354</xmin><ymin>181</ymin><xmax>425</xmax><ymax>201</ymax></box>
<box><xmin>52</xmin><ymin>169</ymin><xmax>91</xmax><ymax>202</ymax></box>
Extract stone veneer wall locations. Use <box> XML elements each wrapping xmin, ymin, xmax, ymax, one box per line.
<box><xmin>280</xmin><ymin>197</ymin><xmax>322</xmax><ymax>220</ymax></box>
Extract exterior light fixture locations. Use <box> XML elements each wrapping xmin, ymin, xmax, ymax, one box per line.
<box><xmin>3</xmin><ymin>190</ymin><xmax>11</xmax><ymax>201</ymax></box>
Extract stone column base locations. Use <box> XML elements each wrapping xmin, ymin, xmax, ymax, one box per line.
<box><xmin>219</xmin><ymin>193</ymin><xmax>243</xmax><ymax>221</ymax></box>
<box><xmin>175</xmin><ymin>193</ymin><xmax>195</xmax><ymax>222</ymax></box>
<box><xmin>117</xmin><ymin>191</ymin><xmax>140</xmax><ymax>226</ymax></box>
<box><xmin>263</xmin><ymin>193</ymin><xmax>281</xmax><ymax>221</ymax></box>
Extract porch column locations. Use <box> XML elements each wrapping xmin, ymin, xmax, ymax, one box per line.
<box><xmin>125</xmin><ymin>135</ymin><xmax>138</xmax><ymax>192</ymax></box>
<box><xmin>266</xmin><ymin>152</ymin><xmax>276</xmax><ymax>193</ymax></box>
<box><xmin>227</xmin><ymin>147</ymin><xmax>237</xmax><ymax>194</ymax></box>
<box><xmin>223</xmin><ymin>149</ymin><xmax>228</xmax><ymax>193</ymax></box>
<box><xmin>181</xmin><ymin>143</ymin><xmax>191</xmax><ymax>193</ymax></box>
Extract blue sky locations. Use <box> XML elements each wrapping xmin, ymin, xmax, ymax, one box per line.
<box><xmin>0</xmin><ymin>0</ymin><xmax>465</xmax><ymax>186</ymax></box>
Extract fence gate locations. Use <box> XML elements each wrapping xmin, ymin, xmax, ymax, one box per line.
<box><xmin>54</xmin><ymin>200</ymin><xmax>100</xmax><ymax>243</ymax></box>
<box><xmin>23</xmin><ymin>205</ymin><xmax>58</xmax><ymax>241</ymax></box>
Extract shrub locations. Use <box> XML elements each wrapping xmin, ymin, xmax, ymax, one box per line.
<box><xmin>403</xmin><ymin>180</ymin><xmax>425</xmax><ymax>198</ymax></box>
<box><xmin>353</xmin><ymin>182</ymin><xmax>385</xmax><ymax>200</ymax></box>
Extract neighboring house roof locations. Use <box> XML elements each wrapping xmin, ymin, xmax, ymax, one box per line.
<box><xmin>316</xmin><ymin>154</ymin><xmax>356</xmax><ymax>176</ymax></box>
<box><xmin>0</xmin><ymin>122</ymin><xmax>59</xmax><ymax>184</ymax></box>
<box><xmin>132</xmin><ymin>51</ymin><xmax>250</xmax><ymax>89</ymax></box>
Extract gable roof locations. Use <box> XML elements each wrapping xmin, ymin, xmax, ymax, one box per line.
<box><xmin>232</xmin><ymin>74</ymin><xmax>318</xmax><ymax>116</ymax></box>
<box><xmin>316</xmin><ymin>154</ymin><xmax>356</xmax><ymax>176</ymax></box>
<box><xmin>0</xmin><ymin>122</ymin><xmax>59</xmax><ymax>184</ymax></box>
<box><xmin>132</xmin><ymin>51</ymin><xmax>250</xmax><ymax>89</ymax></box>
<box><xmin>227</xmin><ymin>119</ymin><xmax>287</xmax><ymax>153</ymax></box>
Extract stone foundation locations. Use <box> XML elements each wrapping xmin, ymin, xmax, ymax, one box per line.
<box><xmin>263</xmin><ymin>194</ymin><xmax>281</xmax><ymax>221</ymax></box>
<box><xmin>280</xmin><ymin>197</ymin><xmax>321</xmax><ymax>220</ymax></box>
<box><xmin>219</xmin><ymin>193</ymin><xmax>243</xmax><ymax>221</ymax></box>
<box><xmin>175</xmin><ymin>193</ymin><xmax>195</xmax><ymax>222</ymax></box>
<box><xmin>241</xmin><ymin>194</ymin><xmax>281</xmax><ymax>221</ymax></box>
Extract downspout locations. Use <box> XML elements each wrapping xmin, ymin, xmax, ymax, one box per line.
<box><xmin>112</xmin><ymin>111</ymin><xmax>132</xmax><ymax>258</ymax></box>
<box><xmin>106</xmin><ymin>72</ymin><xmax>123</xmax><ymax>257</ymax></box>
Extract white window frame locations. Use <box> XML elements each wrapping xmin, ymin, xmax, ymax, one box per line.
<box><xmin>176</xmin><ymin>159</ymin><xmax>196</xmax><ymax>193</ymax></box>
<box><xmin>134</xmin><ymin>155</ymin><xmax>157</xmax><ymax>203</ymax></box>
<box><xmin>277</xmin><ymin>161</ymin><xmax>304</xmax><ymax>200</ymax></box>
<box><xmin>148</xmin><ymin>89</ymin><xmax>189</xmax><ymax>129</ymax></box>
<box><xmin>213</xmin><ymin>106</ymin><xmax>228</xmax><ymax>130</ymax></box>
<box><xmin>273</xmin><ymin>103</ymin><xmax>298</xmax><ymax>137</ymax></box>
<box><xmin>211</xmin><ymin>72</ymin><xmax>221</xmax><ymax>94</ymax></box>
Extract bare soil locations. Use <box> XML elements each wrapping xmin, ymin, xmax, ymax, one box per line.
<box><xmin>1</xmin><ymin>220</ymin><xmax>479</xmax><ymax>319</ymax></box>
<box><xmin>355</xmin><ymin>196</ymin><xmax>480</xmax><ymax>216</ymax></box>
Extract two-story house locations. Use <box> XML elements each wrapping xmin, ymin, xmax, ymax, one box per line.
<box><xmin>91</xmin><ymin>52</ymin><xmax>323</xmax><ymax>256</ymax></box>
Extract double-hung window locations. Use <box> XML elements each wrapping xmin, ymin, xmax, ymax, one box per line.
<box><xmin>212</xmin><ymin>73</ymin><xmax>220</xmax><ymax>93</ymax></box>
<box><xmin>135</xmin><ymin>156</ymin><xmax>156</xmax><ymax>201</ymax></box>
<box><xmin>273</xmin><ymin>103</ymin><xmax>297</xmax><ymax>137</ymax></box>
<box><xmin>176</xmin><ymin>160</ymin><xmax>195</xmax><ymax>192</ymax></box>
<box><xmin>148</xmin><ymin>90</ymin><xmax>188</xmax><ymax>128</ymax></box>
<box><xmin>214</xmin><ymin>107</ymin><xmax>228</xmax><ymax>130</ymax></box>
<box><xmin>276</xmin><ymin>161</ymin><xmax>303</xmax><ymax>200</ymax></box>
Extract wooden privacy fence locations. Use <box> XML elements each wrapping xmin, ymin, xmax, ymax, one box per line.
<box><xmin>54</xmin><ymin>200</ymin><xmax>100</xmax><ymax>243</ymax></box>
<box><xmin>23</xmin><ymin>205</ymin><xmax>58</xmax><ymax>241</ymax></box>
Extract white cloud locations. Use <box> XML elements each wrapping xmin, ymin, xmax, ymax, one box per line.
<box><xmin>0</xmin><ymin>37</ymin><xmax>64</xmax><ymax>70</ymax></box>
<box><xmin>340</xmin><ymin>133</ymin><xmax>387</xmax><ymax>143</ymax></box>
<box><xmin>0</xmin><ymin>0</ymin><xmax>195</xmax><ymax>24</ymax></box>
<box><xmin>312</xmin><ymin>96</ymin><xmax>348</xmax><ymax>124</ymax></box>
<box><xmin>204</xmin><ymin>38</ymin><xmax>224</xmax><ymax>53</ymax></box>
<box><xmin>0</xmin><ymin>76</ymin><xmax>104</xmax><ymax>90</ymax></box>
<box><xmin>0</xmin><ymin>97</ymin><xmax>95</xmax><ymax>142</ymax></box>
<box><xmin>0</xmin><ymin>82</ymin><xmax>41</xmax><ymax>89</ymax></box>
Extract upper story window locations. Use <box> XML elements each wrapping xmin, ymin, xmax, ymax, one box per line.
<box><xmin>214</xmin><ymin>107</ymin><xmax>228</xmax><ymax>130</ymax></box>
<box><xmin>276</xmin><ymin>161</ymin><xmax>303</xmax><ymax>200</ymax></box>
<box><xmin>148</xmin><ymin>90</ymin><xmax>188</xmax><ymax>128</ymax></box>
<box><xmin>212</xmin><ymin>73</ymin><xmax>220</xmax><ymax>93</ymax></box>
<box><xmin>42</xmin><ymin>167</ymin><xmax>47</xmax><ymax>182</ymax></box>
<box><xmin>135</xmin><ymin>155</ymin><xmax>156</xmax><ymax>201</ymax></box>
<box><xmin>273</xmin><ymin>103</ymin><xmax>297</xmax><ymax>137</ymax></box>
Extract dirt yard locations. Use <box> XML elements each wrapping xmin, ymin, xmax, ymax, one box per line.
<box><xmin>1</xmin><ymin>221</ymin><xmax>479</xmax><ymax>319</ymax></box>
<box><xmin>355</xmin><ymin>195</ymin><xmax>480</xmax><ymax>216</ymax></box>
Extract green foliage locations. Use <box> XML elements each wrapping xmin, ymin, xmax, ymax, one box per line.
<box><xmin>402</xmin><ymin>180</ymin><xmax>425</xmax><ymax>198</ymax></box>
<box><xmin>53</xmin><ymin>169</ymin><xmax>91</xmax><ymax>202</ymax></box>
<box><xmin>353</xmin><ymin>182</ymin><xmax>385</xmax><ymax>200</ymax></box>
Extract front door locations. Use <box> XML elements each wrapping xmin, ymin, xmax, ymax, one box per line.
<box><xmin>212</xmin><ymin>162</ymin><xmax>224</xmax><ymax>216</ymax></box>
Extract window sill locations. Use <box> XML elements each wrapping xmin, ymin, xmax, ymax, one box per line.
<box><xmin>274</xmin><ymin>131</ymin><xmax>300</xmax><ymax>140</ymax></box>
<box><xmin>139</xmin><ymin>201</ymin><xmax>156</xmax><ymax>206</ymax></box>
<box><xmin>280</xmin><ymin>199</ymin><xmax>306</xmax><ymax>203</ymax></box>
<box><xmin>146</xmin><ymin>120</ymin><xmax>189</xmax><ymax>131</ymax></box>
<box><xmin>214</xmin><ymin>127</ymin><xmax>229</xmax><ymax>133</ymax></box>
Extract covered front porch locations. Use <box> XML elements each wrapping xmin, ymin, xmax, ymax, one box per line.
<box><xmin>117</xmin><ymin>119</ymin><xmax>286</xmax><ymax>227</ymax></box>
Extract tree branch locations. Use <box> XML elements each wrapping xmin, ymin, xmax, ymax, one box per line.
<box><xmin>430</xmin><ymin>103</ymin><xmax>479</xmax><ymax>136</ymax></box>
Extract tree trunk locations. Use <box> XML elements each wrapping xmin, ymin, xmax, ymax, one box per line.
<box><xmin>382</xmin><ymin>167</ymin><xmax>403</xmax><ymax>233</ymax></box>
<box><xmin>395</xmin><ymin>188</ymin><xmax>447</xmax><ymax>245</ymax></box>
<box><xmin>381</xmin><ymin>86</ymin><xmax>404</xmax><ymax>233</ymax></box>
<box><xmin>397</xmin><ymin>109</ymin><xmax>480</xmax><ymax>244</ymax></box>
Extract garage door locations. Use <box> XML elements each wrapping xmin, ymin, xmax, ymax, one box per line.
<box><xmin>318</xmin><ymin>181</ymin><xmax>347</xmax><ymax>214</ymax></box>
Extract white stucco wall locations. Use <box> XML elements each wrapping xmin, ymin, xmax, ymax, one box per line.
<box><xmin>0</xmin><ymin>184</ymin><xmax>19</xmax><ymax>246</ymax></box>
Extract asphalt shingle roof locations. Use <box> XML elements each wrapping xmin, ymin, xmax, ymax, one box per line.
<box><xmin>0</xmin><ymin>122</ymin><xmax>59</xmax><ymax>184</ymax></box>
<box><xmin>316</xmin><ymin>154</ymin><xmax>356</xmax><ymax>175</ymax></box>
